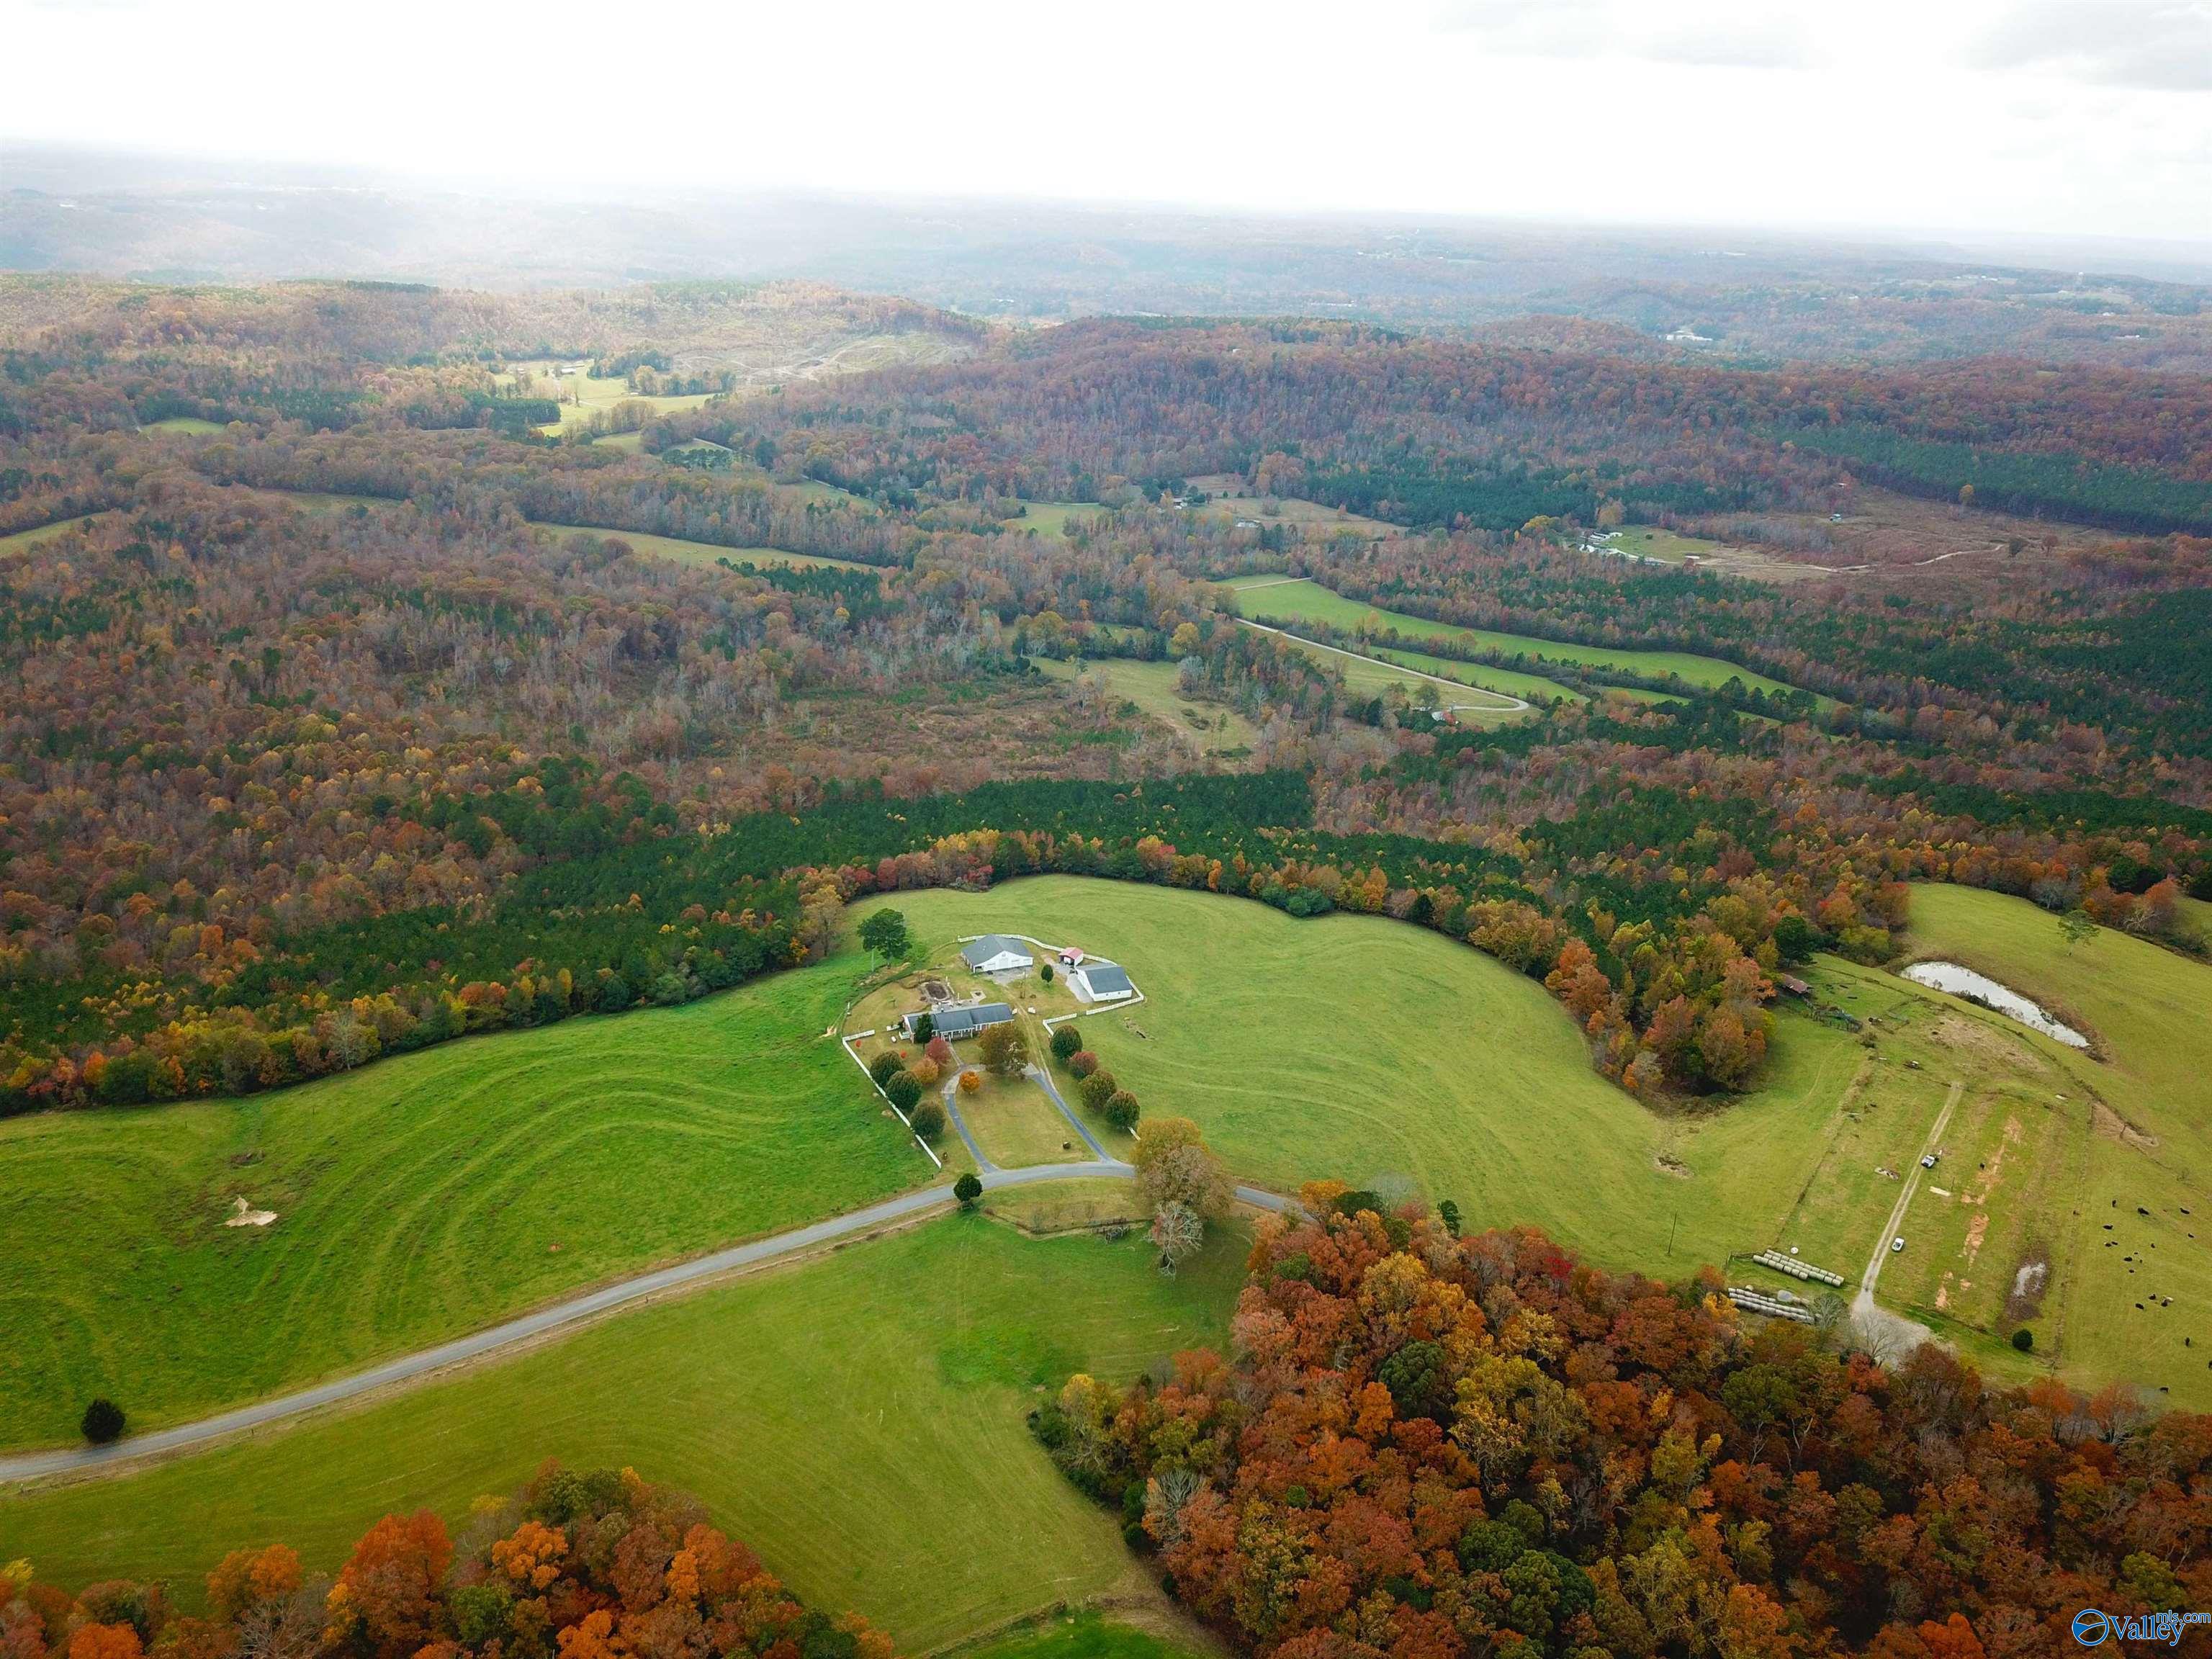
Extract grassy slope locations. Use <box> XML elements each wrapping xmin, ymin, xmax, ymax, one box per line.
<box><xmin>1231</xmin><ymin>577</ymin><xmax>1819</xmax><ymax>702</ymax></box>
<box><xmin>0</xmin><ymin>951</ymin><xmax>930</xmax><ymax>1448</ymax></box>
<box><xmin>1900</xmin><ymin>885</ymin><xmax>2212</xmax><ymax>1406</ymax></box>
<box><xmin>0</xmin><ymin>1218</ymin><xmax>1245</xmax><ymax>1652</ymax></box>
<box><xmin>857</xmin><ymin>879</ymin><xmax>1863</xmax><ymax>1277</ymax></box>
<box><xmin>1369</xmin><ymin>643</ymin><xmax>1584</xmax><ymax>705</ymax></box>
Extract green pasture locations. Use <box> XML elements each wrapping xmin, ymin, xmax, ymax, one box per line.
<box><xmin>0</xmin><ymin>1218</ymin><xmax>1246</xmax><ymax>1652</ymax></box>
<box><xmin>0</xmin><ymin>952</ymin><xmax>930</xmax><ymax>1449</ymax></box>
<box><xmin>1230</xmin><ymin>577</ymin><xmax>1822</xmax><ymax>704</ymax></box>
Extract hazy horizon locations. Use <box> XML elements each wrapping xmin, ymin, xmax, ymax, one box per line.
<box><xmin>6</xmin><ymin>0</ymin><xmax>2211</xmax><ymax>247</ymax></box>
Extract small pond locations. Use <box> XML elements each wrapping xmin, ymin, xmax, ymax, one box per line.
<box><xmin>1898</xmin><ymin>961</ymin><xmax>2090</xmax><ymax>1048</ymax></box>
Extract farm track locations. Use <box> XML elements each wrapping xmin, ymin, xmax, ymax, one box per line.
<box><xmin>0</xmin><ymin>1166</ymin><xmax>1286</xmax><ymax>1486</ymax></box>
<box><xmin>1233</xmin><ymin>618</ymin><xmax>1530</xmax><ymax>711</ymax></box>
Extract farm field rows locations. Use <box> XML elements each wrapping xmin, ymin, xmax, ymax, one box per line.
<box><xmin>0</xmin><ymin>1217</ymin><xmax>1247</xmax><ymax>1653</ymax></box>
<box><xmin>1231</xmin><ymin>576</ymin><xmax>1822</xmax><ymax>703</ymax></box>
<box><xmin>0</xmin><ymin>950</ymin><xmax>930</xmax><ymax>1449</ymax></box>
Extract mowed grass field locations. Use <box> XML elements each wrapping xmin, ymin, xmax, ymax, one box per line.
<box><xmin>1238</xmin><ymin>624</ymin><xmax>1533</xmax><ymax>721</ymax></box>
<box><xmin>1231</xmin><ymin>577</ymin><xmax>1821</xmax><ymax>703</ymax></box>
<box><xmin>1005</xmin><ymin>500</ymin><xmax>1102</xmax><ymax>540</ymax></box>
<box><xmin>853</xmin><ymin>880</ymin><xmax>1871</xmax><ymax>1277</ymax></box>
<box><xmin>0</xmin><ymin>951</ymin><xmax>932</xmax><ymax>1449</ymax></box>
<box><xmin>1897</xmin><ymin>885</ymin><xmax>2212</xmax><ymax>1406</ymax></box>
<box><xmin>0</xmin><ymin>1218</ymin><xmax>1246</xmax><ymax>1651</ymax></box>
<box><xmin>518</xmin><ymin>367</ymin><xmax>720</xmax><ymax>434</ymax></box>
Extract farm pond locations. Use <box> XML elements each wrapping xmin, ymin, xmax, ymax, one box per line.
<box><xmin>1897</xmin><ymin>960</ymin><xmax>2090</xmax><ymax>1048</ymax></box>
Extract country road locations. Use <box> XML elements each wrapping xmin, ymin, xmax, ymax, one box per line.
<box><xmin>0</xmin><ymin>1166</ymin><xmax>1286</xmax><ymax>1486</ymax></box>
<box><xmin>1233</xmin><ymin>618</ymin><xmax>1530</xmax><ymax>712</ymax></box>
<box><xmin>1850</xmin><ymin>1079</ymin><xmax>1964</xmax><ymax>1352</ymax></box>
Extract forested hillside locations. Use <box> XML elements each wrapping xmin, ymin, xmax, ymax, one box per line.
<box><xmin>4</xmin><ymin>280</ymin><xmax>2208</xmax><ymax>1114</ymax></box>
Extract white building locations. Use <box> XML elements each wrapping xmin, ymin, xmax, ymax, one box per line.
<box><xmin>1070</xmin><ymin>960</ymin><xmax>1136</xmax><ymax>1002</ymax></box>
<box><xmin>961</xmin><ymin>935</ymin><xmax>1034</xmax><ymax>975</ymax></box>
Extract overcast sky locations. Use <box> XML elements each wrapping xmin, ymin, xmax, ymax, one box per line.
<box><xmin>5</xmin><ymin>0</ymin><xmax>2210</xmax><ymax>242</ymax></box>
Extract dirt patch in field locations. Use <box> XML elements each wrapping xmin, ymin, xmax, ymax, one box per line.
<box><xmin>1965</xmin><ymin>1115</ymin><xmax>2024</xmax><ymax>1206</ymax></box>
<box><xmin>1961</xmin><ymin>1210</ymin><xmax>1991</xmax><ymax>1266</ymax></box>
<box><xmin>1927</xmin><ymin>1013</ymin><xmax>2046</xmax><ymax>1073</ymax></box>
<box><xmin>1654</xmin><ymin>1152</ymin><xmax>1693</xmax><ymax>1179</ymax></box>
<box><xmin>2005</xmin><ymin>1251</ymin><xmax>2051</xmax><ymax>1324</ymax></box>
<box><xmin>2092</xmin><ymin>1098</ymin><xmax>2161</xmax><ymax>1151</ymax></box>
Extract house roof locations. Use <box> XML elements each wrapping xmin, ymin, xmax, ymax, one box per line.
<box><xmin>1078</xmin><ymin>961</ymin><xmax>1133</xmax><ymax>995</ymax></box>
<box><xmin>926</xmin><ymin>1002</ymin><xmax>1015</xmax><ymax>1035</ymax></box>
<box><xmin>961</xmin><ymin>935</ymin><xmax>1033</xmax><ymax>967</ymax></box>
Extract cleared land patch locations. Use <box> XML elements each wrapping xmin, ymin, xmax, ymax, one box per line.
<box><xmin>536</xmin><ymin>522</ymin><xmax>873</xmax><ymax>572</ymax></box>
<box><xmin>1231</xmin><ymin>576</ymin><xmax>1822</xmax><ymax>704</ymax></box>
<box><xmin>0</xmin><ymin>1218</ymin><xmax>1246</xmax><ymax>1652</ymax></box>
<box><xmin>1030</xmin><ymin>656</ymin><xmax>1261</xmax><ymax>757</ymax></box>
<box><xmin>1004</xmin><ymin>501</ymin><xmax>1102</xmax><ymax>540</ymax></box>
<box><xmin>0</xmin><ymin>516</ymin><xmax>113</xmax><ymax>559</ymax></box>
<box><xmin>0</xmin><ymin>950</ymin><xmax>930</xmax><ymax>1449</ymax></box>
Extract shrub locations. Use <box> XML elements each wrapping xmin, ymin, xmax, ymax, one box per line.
<box><xmin>1040</xmin><ymin>963</ymin><xmax>1056</xmax><ymax>984</ymax></box>
<box><xmin>1067</xmin><ymin>1049</ymin><xmax>1100</xmax><ymax>1079</ymax></box>
<box><xmin>2012</xmin><ymin>1327</ymin><xmax>2035</xmax><ymax>1352</ymax></box>
<box><xmin>1104</xmin><ymin>1089</ymin><xmax>1141</xmax><ymax>1130</ymax></box>
<box><xmin>958</xmin><ymin>1069</ymin><xmax>982</xmax><ymax>1093</ymax></box>
<box><xmin>909</xmin><ymin>1100</ymin><xmax>947</xmax><ymax>1141</ymax></box>
<box><xmin>81</xmin><ymin>1397</ymin><xmax>125</xmax><ymax>1444</ymax></box>
<box><xmin>954</xmin><ymin>1170</ymin><xmax>983</xmax><ymax>1207</ymax></box>
<box><xmin>1079</xmin><ymin>1069</ymin><xmax>1118</xmax><ymax>1112</ymax></box>
<box><xmin>925</xmin><ymin>1035</ymin><xmax>954</xmax><ymax>1068</ymax></box>
<box><xmin>1050</xmin><ymin>1025</ymin><xmax>1084</xmax><ymax>1063</ymax></box>
<box><xmin>868</xmin><ymin>1051</ymin><xmax>905</xmax><ymax>1088</ymax></box>
<box><xmin>884</xmin><ymin>1070</ymin><xmax>923</xmax><ymax>1112</ymax></box>
<box><xmin>909</xmin><ymin>1056</ymin><xmax>941</xmax><ymax>1087</ymax></box>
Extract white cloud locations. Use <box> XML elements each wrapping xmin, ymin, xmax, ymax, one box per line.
<box><xmin>1966</xmin><ymin>0</ymin><xmax>2212</xmax><ymax>91</ymax></box>
<box><xmin>1435</xmin><ymin>0</ymin><xmax>1813</xmax><ymax>68</ymax></box>
<box><xmin>0</xmin><ymin>0</ymin><xmax>2206</xmax><ymax>243</ymax></box>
